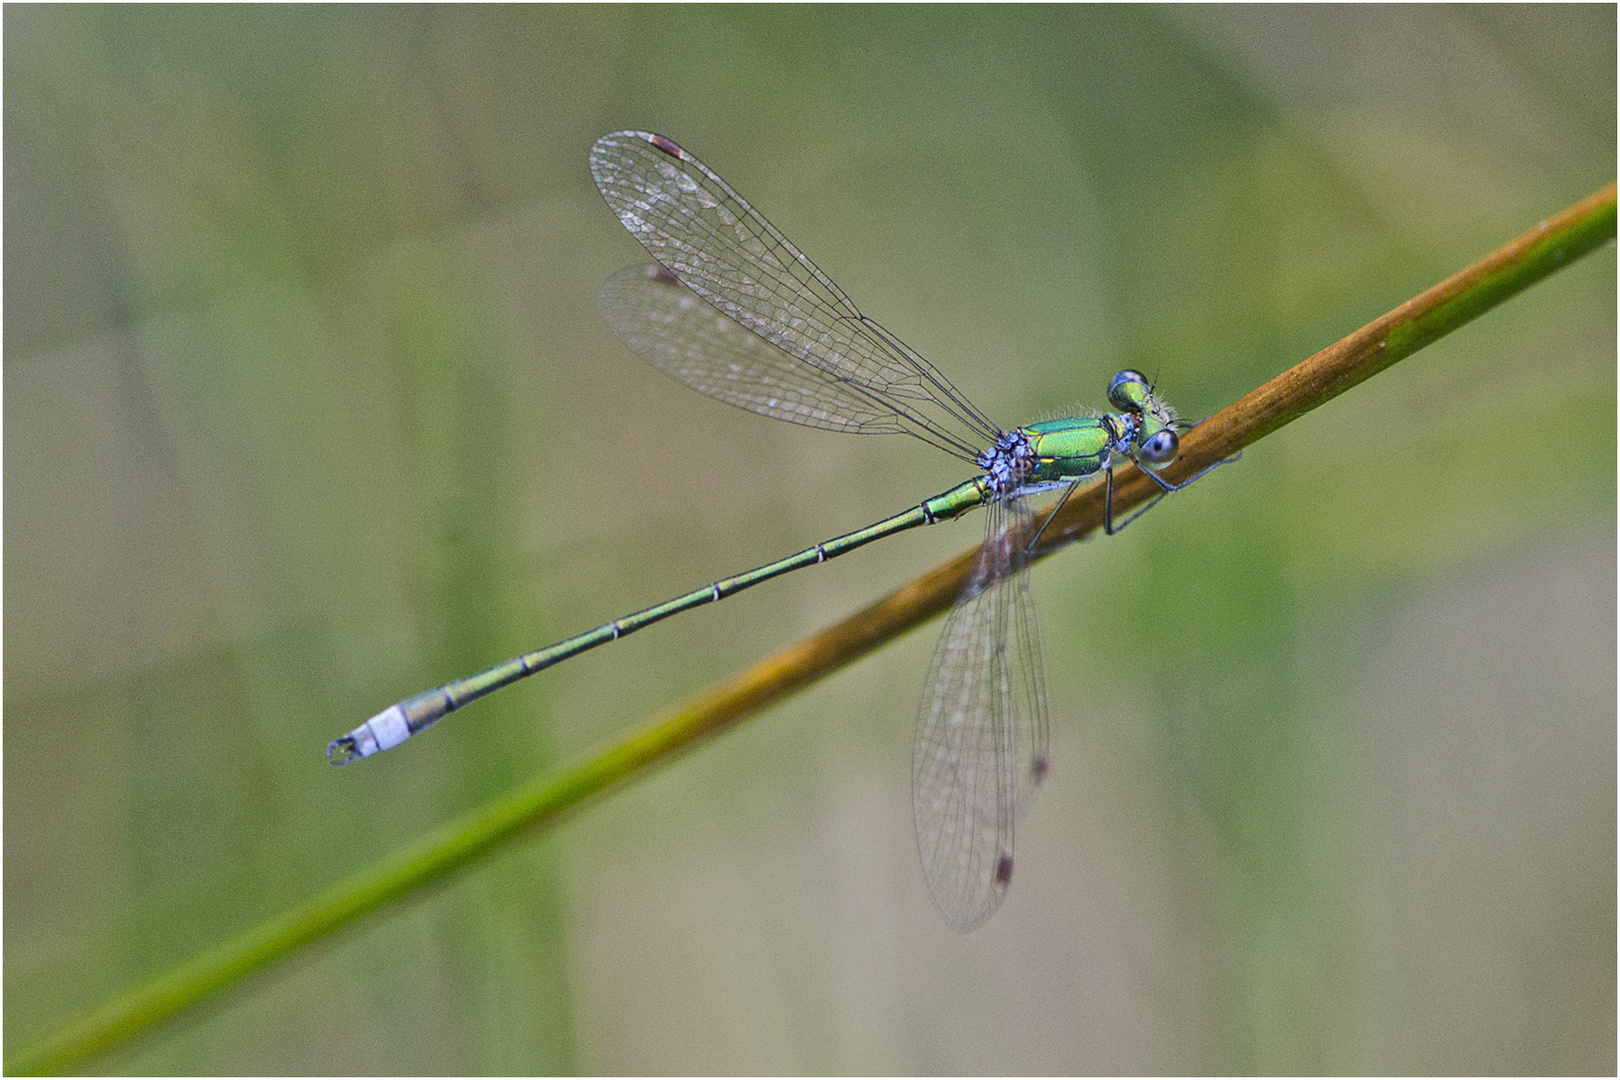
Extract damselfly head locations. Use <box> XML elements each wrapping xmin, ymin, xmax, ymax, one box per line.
<box><xmin>1107</xmin><ymin>370</ymin><xmax>1182</xmax><ymax>472</ymax></box>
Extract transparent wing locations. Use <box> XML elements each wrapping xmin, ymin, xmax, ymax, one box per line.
<box><xmin>911</xmin><ymin>496</ymin><xmax>1050</xmax><ymax>931</ymax></box>
<box><xmin>597</xmin><ymin>265</ymin><xmax>912</xmax><ymax>435</ymax></box>
<box><xmin>590</xmin><ymin>130</ymin><xmax>999</xmax><ymax>460</ymax></box>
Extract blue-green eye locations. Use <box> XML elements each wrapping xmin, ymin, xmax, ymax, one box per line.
<box><xmin>1140</xmin><ymin>428</ymin><xmax>1178</xmax><ymax>468</ymax></box>
<box><xmin>1108</xmin><ymin>369</ymin><xmax>1150</xmax><ymax>412</ymax></box>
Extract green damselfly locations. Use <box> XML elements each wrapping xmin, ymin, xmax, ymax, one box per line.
<box><xmin>328</xmin><ymin>131</ymin><xmax>1228</xmax><ymax>930</ymax></box>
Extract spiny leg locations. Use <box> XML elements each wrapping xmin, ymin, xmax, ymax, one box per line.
<box><xmin>1107</xmin><ymin>453</ymin><xmax>1236</xmax><ymax>534</ymax></box>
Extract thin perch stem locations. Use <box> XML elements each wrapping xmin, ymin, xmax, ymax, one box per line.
<box><xmin>1036</xmin><ymin>181</ymin><xmax>1618</xmax><ymax>547</ymax></box>
<box><xmin>7</xmin><ymin>181</ymin><xmax>1613</xmax><ymax>1077</ymax></box>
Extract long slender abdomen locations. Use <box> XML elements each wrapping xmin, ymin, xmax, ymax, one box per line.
<box><xmin>326</xmin><ymin>477</ymin><xmax>991</xmax><ymax>764</ymax></box>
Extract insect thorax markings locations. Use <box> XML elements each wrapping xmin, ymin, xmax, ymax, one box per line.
<box><xmin>1002</xmin><ymin>415</ymin><xmax>1126</xmax><ymax>495</ymax></box>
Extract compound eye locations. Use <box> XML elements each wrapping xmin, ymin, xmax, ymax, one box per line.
<box><xmin>1108</xmin><ymin>369</ymin><xmax>1151</xmax><ymax>412</ymax></box>
<box><xmin>1139</xmin><ymin>428</ymin><xmax>1179</xmax><ymax>468</ymax></box>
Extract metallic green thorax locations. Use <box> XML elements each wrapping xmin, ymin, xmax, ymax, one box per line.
<box><xmin>1020</xmin><ymin>417</ymin><xmax>1115</xmax><ymax>487</ymax></box>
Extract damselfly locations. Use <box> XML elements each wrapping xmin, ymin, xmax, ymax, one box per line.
<box><xmin>328</xmin><ymin>131</ymin><xmax>1228</xmax><ymax>930</ymax></box>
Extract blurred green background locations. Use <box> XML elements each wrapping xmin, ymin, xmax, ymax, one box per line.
<box><xmin>6</xmin><ymin>6</ymin><xmax>1614</xmax><ymax>1073</ymax></box>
